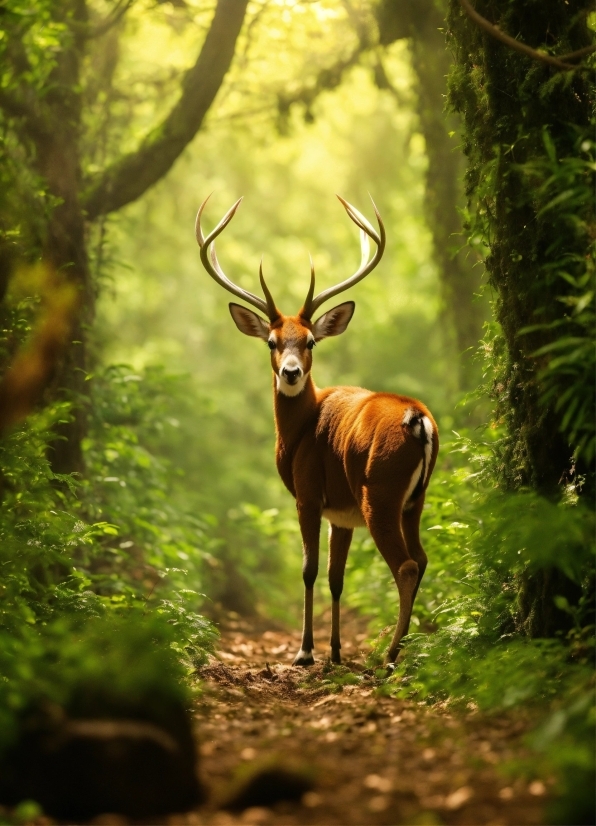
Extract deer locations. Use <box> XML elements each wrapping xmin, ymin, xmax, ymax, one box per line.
<box><xmin>195</xmin><ymin>195</ymin><xmax>438</xmax><ymax>666</ymax></box>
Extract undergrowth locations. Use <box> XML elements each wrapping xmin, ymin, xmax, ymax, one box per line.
<box><xmin>376</xmin><ymin>434</ymin><xmax>595</xmax><ymax>826</ymax></box>
<box><xmin>342</xmin><ymin>425</ymin><xmax>595</xmax><ymax>825</ymax></box>
<box><xmin>0</xmin><ymin>362</ymin><xmax>220</xmax><ymax>770</ymax></box>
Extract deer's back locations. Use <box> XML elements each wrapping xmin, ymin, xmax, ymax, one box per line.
<box><xmin>313</xmin><ymin>386</ymin><xmax>437</xmax><ymax>519</ymax></box>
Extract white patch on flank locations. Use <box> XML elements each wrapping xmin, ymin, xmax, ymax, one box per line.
<box><xmin>402</xmin><ymin>407</ymin><xmax>414</xmax><ymax>425</ymax></box>
<box><xmin>403</xmin><ymin>459</ymin><xmax>423</xmax><ymax>511</ymax></box>
<box><xmin>421</xmin><ymin>416</ymin><xmax>434</xmax><ymax>485</ymax></box>
<box><xmin>323</xmin><ymin>508</ymin><xmax>366</xmax><ymax>529</ymax></box>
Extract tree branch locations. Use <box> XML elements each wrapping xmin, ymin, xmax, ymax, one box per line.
<box><xmin>67</xmin><ymin>0</ymin><xmax>133</xmax><ymax>38</ymax></box>
<box><xmin>559</xmin><ymin>44</ymin><xmax>596</xmax><ymax>62</ymax></box>
<box><xmin>276</xmin><ymin>43</ymin><xmax>365</xmax><ymax>125</ymax></box>
<box><xmin>371</xmin><ymin>52</ymin><xmax>408</xmax><ymax>106</ymax></box>
<box><xmin>276</xmin><ymin>14</ymin><xmax>371</xmax><ymax>129</ymax></box>
<box><xmin>459</xmin><ymin>0</ymin><xmax>591</xmax><ymax>71</ymax></box>
<box><xmin>82</xmin><ymin>0</ymin><xmax>249</xmax><ymax>220</ymax></box>
<box><xmin>83</xmin><ymin>0</ymin><xmax>135</xmax><ymax>39</ymax></box>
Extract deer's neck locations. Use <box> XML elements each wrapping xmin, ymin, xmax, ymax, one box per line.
<box><xmin>273</xmin><ymin>373</ymin><xmax>319</xmax><ymax>449</ymax></box>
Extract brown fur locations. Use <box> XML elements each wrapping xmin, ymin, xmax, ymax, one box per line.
<box><xmin>233</xmin><ymin>309</ymin><xmax>439</xmax><ymax>666</ymax></box>
<box><xmin>196</xmin><ymin>195</ymin><xmax>434</xmax><ymax>663</ymax></box>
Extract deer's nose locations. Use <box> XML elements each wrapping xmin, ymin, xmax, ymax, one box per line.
<box><xmin>282</xmin><ymin>366</ymin><xmax>302</xmax><ymax>384</ymax></box>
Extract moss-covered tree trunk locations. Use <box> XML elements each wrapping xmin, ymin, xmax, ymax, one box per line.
<box><xmin>447</xmin><ymin>0</ymin><xmax>594</xmax><ymax>635</ymax></box>
<box><xmin>0</xmin><ymin>0</ymin><xmax>249</xmax><ymax>474</ymax></box>
<box><xmin>32</xmin><ymin>3</ymin><xmax>91</xmax><ymax>475</ymax></box>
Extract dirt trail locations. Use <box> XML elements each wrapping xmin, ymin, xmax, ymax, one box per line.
<box><xmin>177</xmin><ymin>616</ymin><xmax>548</xmax><ymax>826</ymax></box>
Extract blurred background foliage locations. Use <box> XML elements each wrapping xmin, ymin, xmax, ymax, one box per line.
<box><xmin>88</xmin><ymin>1</ymin><xmax>463</xmax><ymax>620</ymax></box>
<box><xmin>0</xmin><ymin>0</ymin><xmax>594</xmax><ymax>822</ymax></box>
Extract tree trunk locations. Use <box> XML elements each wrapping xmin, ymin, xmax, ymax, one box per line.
<box><xmin>0</xmin><ymin>0</ymin><xmax>249</xmax><ymax>475</ymax></box>
<box><xmin>447</xmin><ymin>0</ymin><xmax>594</xmax><ymax>635</ymax></box>
<box><xmin>377</xmin><ymin>0</ymin><xmax>486</xmax><ymax>392</ymax></box>
<box><xmin>447</xmin><ymin>0</ymin><xmax>593</xmax><ymax>493</ymax></box>
<box><xmin>33</xmin><ymin>3</ymin><xmax>90</xmax><ymax>475</ymax></box>
<box><xmin>516</xmin><ymin>568</ymin><xmax>583</xmax><ymax>638</ymax></box>
<box><xmin>41</xmin><ymin>161</ymin><xmax>91</xmax><ymax>477</ymax></box>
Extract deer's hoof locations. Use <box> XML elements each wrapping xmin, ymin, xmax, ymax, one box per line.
<box><xmin>330</xmin><ymin>649</ymin><xmax>341</xmax><ymax>665</ymax></box>
<box><xmin>292</xmin><ymin>649</ymin><xmax>315</xmax><ymax>667</ymax></box>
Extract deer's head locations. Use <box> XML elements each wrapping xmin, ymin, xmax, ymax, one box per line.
<box><xmin>195</xmin><ymin>196</ymin><xmax>385</xmax><ymax>397</ymax></box>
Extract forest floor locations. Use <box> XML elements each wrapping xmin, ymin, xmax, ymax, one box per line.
<box><xmin>167</xmin><ymin>613</ymin><xmax>551</xmax><ymax>826</ymax></box>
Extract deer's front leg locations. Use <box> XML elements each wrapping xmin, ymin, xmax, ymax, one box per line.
<box><xmin>292</xmin><ymin>503</ymin><xmax>321</xmax><ymax>666</ymax></box>
<box><xmin>328</xmin><ymin>525</ymin><xmax>353</xmax><ymax>664</ymax></box>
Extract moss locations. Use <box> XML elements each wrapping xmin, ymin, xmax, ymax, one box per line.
<box><xmin>447</xmin><ymin>0</ymin><xmax>595</xmax><ymax>494</ymax></box>
<box><xmin>446</xmin><ymin>0</ymin><xmax>595</xmax><ymax>636</ymax></box>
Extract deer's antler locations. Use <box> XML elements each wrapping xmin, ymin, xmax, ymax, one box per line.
<box><xmin>300</xmin><ymin>195</ymin><xmax>385</xmax><ymax>319</ymax></box>
<box><xmin>195</xmin><ymin>195</ymin><xmax>280</xmax><ymax>321</ymax></box>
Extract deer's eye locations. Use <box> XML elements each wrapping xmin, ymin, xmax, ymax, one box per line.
<box><xmin>306</xmin><ymin>339</ymin><xmax>316</xmax><ymax>351</ymax></box>
<box><xmin>267</xmin><ymin>339</ymin><xmax>276</xmax><ymax>350</ymax></box>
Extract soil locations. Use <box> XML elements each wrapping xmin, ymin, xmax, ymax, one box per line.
<box><xmin>166</xmin><ymin>613</ymin><xmax>550</xmax><ymax>826</ymax></box>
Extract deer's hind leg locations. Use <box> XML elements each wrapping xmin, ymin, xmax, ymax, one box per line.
<box><xmin>328</xmin><ymin>525</ymin><xmax>353</xmax><ymax>664</ymax></box>
<box><xmin>402</xmin><ymin>493</ymin><xmax>428</xmax><ymax>603</ymax></box>
<box><xmin>362</xmin><ymin>485</ymin><xmax>418</xmax><ymax>664</ymax></box>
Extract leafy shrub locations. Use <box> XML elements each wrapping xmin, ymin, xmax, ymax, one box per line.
<box><xmin>217</xmin><ymin>503</ymin><xmax>302</xmax><ymax>621</ymax></box>
<box><xmin>0</xmin><ymin>612</ymin><xmax>193</xmax><ymax>755</ymax></box>
<box><xmin>82</xmin><ymin>365</ymin><xmax>221</xmax><ymax>602</ymax></box>
<box><xmin>0</xmin><ymin>362</ymin><xmax>219</xmax><ymax>777</ymax></box>
<box><xmin>344</xmin><ymin>432</ymin><xmax>479</xmax><ymax>634</ymax></box>
<box><xmin>534</xmin><ymin>688</ymin><xmax>595</xmax><ymax>826</ymax></box>
<box><xmin>384</xmin><ymin>435</ymin><xmax>595</xmax><ymax>826</ymax></box>
<box><xmin>518</xmin><ymin>133</ymin><xmax>595</xmax><ymax>467</ymax></box>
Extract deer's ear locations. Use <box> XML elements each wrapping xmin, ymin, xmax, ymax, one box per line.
<box><xmin>229</xmin><ymin>303</ymin><xmax>270</xmax><ymax>340</ymax></box>
<box><xmin>312</xmin><ymin>301</ymin><xmax>355</xmax><ymax>341</ymax></box>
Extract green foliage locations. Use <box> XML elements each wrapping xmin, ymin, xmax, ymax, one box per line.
<box><xmin>533</xmin><ymin>689</ymin><xmax>595</xmax><ymax>826</ymax></box>
<box><xmin>385</xmin><ymin>440</ymin><xmax>595</xmax><ymax>825</ymax></box>
<box><xmin>447</xmin><ymin>0</ymin><xmax>595</xmax><ymax>493</ymax></box>
<box><xmin>519</xmin><ymin>134</ymin><xmax>596</xmax><ymax>466</ymax></box>
<box><xmin>0</xmin><ymin>364</ymin><xmax>217</xmax><ymax>643</ymax></box>
<box><xmin>218</xmin><ymin>503</ymin><xmax>302</xmax><ymax>621</ymax></box>
<box><xmin>345</xmin><ymin>439</ymin><xmax>476</xmax><ymax>633</ymax></box>
<box><xmin>0</xmin><ymin>402</ymin><xmax>89</xmax><ymax>631</ymax></box>
<box><xmin>394</xmin><ymin>623</ymin><xmax>594</xmax><ymax>825</ymax></box>
<box><xmin>397</xmin><ymin>628</ymin><xmax>592</xmax><ymax>710</ymax></box>
<box><xmin>83</xmin><ymin>364</ymin><xmax>219</xmax><ymax>603</ymax></box>
<box><xmin>0</xmin><ymin>612</ymin><xmax>192</xmax><ymax>754</ymax></box>
<box><xmin>390</xmin><ymin>442</ymin><xmax>595</xmax><ymax>698</ymax></box>
<box><xmin>300</xmin><ymin>662</ymin><xmax>363</xmax><ymax>695</ymax></box>
<box><xmin>443</xmin><ymin>26</ymin><xmax>595</xmax><ymax>822</ymax></box>
<box><xmin>0</xmin><ymin>356</ymin><xmax>218</xmax><ymax>763</ymax></box>
<box><xmin>1</xmin><ymin>3</ymin><xmax>593</xmax><ymax>822</ymax></box>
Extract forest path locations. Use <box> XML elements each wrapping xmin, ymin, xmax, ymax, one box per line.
<box><xmin>186</xmin><ymin>616</ymin><xmax>547</xmax><ymax>826</ymax></box>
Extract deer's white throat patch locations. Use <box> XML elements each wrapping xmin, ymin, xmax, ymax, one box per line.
<box><xmin>276</xmin><ymin>373</ymin><xmax>308</xmax><ymax>397</ymax></box>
